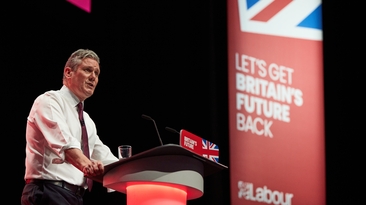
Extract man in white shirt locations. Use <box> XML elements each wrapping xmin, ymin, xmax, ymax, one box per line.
<box><xmin>21</xmin><ymin>49</ymin><xmax>119</xmax><ymax>205</ymax></box>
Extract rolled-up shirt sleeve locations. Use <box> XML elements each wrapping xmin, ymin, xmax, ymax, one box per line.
<box><xmin>28</xmin><ymin>92</ymin><xmax>81</xmax><ymax>160</ymax></box>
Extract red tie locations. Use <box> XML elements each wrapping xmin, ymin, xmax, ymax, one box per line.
<box><xmin>77</xmin><ymin>102</ymin><xmax>93</xmax><ymax>191</ymax></box>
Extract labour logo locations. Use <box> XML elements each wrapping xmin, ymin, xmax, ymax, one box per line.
<box><xmin>238</xmin><ymin>0</ymin><xmax>322</xmax><ymax>40</ymax></box>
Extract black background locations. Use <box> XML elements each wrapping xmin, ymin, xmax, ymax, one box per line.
<box><xmin>2</xmin><ymin>0</ymin><xmax>362</xmax><ymax>204</ymax></box>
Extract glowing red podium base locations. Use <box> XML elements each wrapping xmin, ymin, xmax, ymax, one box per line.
<box><xmin>126</xmin><ymin>182</ymin><xmax>187</xmax><ymax>205</ymax></box>
<box><xmin>101</xmin><ymin>144</ymin><xmax>227</xmax><ymax>205</ymax></box>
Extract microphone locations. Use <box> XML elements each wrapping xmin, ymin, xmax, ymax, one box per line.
<box><xmin>165</xmin><ymin>126</ymin><xmax>180</xmax><ymax>134</ymax></box>
<box><xmin>141</xmin><ymin>114</ymin><xmax>163</xmax><ymax>146</ymax></box>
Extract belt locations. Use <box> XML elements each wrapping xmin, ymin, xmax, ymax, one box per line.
<box><xmin>26</xmin><ymin>179</ymin><xmax>86</xmax><ymax>196</ymax></box>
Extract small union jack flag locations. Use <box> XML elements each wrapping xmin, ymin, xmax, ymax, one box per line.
<box><xmin>202</xmin><ymin>139</ymin><xmax>219</xmax><ymax>163</ymax></box>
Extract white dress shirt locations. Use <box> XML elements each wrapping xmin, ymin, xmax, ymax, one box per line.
<box><xmin>24</xmin><ymin>85</ymin><xmax>118</xmax><ymax>186</ymax></box>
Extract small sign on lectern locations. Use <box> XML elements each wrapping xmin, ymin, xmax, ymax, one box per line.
<box><xmin>179</xmin><ymin>129</ymin><xmax>219</xmax><ymax>163</ymax></box>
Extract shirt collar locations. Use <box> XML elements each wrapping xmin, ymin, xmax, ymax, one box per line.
<box><xmin>60</xmin><ymin>85</ymin><xmax>83</xmax><ymax>107</ymax></box>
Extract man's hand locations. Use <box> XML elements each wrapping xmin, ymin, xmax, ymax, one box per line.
<box><xmin>65</xmin><ymin>148</ymin><xmax>105</xmax><ymax>177</ymax></box>
<box><xmin>82</xmin><ymin>160</ymin><xmax>104</xmax><ymax>177</ymax></box>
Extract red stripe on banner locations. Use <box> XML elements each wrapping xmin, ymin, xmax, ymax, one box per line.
<box><xmin>67</xmin><ymin>0</ymin><xmax>91</xmax><ymax>13</ymax></box>
<box><xmin>250</xmin><ymin>0</ymin><xmax>293</xmax><ymax>22</ymax></box>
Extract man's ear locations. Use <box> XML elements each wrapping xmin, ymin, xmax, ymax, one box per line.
<box><xmin>64</xmin><ymin>67</ymin><xmax>72</xmax><ymax>78</ymax></box>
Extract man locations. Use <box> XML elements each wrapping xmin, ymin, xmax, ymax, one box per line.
<box><xmin>21</xmin><ymin>49</ymin><xmax>119</xmax><ymax>205</ymax></box>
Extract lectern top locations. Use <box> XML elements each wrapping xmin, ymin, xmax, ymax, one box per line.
<box><xmin>104</xmin><ymin>144</ymin><xmax>227</xmax><ymax>176</ymax></box>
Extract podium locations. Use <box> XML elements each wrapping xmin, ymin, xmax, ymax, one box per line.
<box><xmin>101</xmin><ymin>144</ymin><xmax>227</xmax><ymax>205</ymax></box>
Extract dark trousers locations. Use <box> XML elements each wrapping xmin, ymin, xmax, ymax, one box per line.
<box><xmin>21</xmin><ymin>181</ymin><xmax>84</xmax><ymax>205</ymax></box>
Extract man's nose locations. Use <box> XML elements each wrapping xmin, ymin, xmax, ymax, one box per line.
<box><xmin>90</xmin><ymin>72</ymin><xmax>97</xmax><ymax>80</ymax></box>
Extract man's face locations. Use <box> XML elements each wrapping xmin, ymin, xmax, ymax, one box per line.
<box><xmin>67</xmin><ymin>58</ymin><xmax>100</xmax><ymax>101</ymax></box>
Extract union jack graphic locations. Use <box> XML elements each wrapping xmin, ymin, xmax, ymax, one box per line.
<box><xmin>238</xmin><ymin>0</ymin><xmax>322</xmax><ymax>40</ymax></box>
<box><xmin>202</xmin><ymin>139</ymin><xmax>220</xmax><ymax>163</ymax></box>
